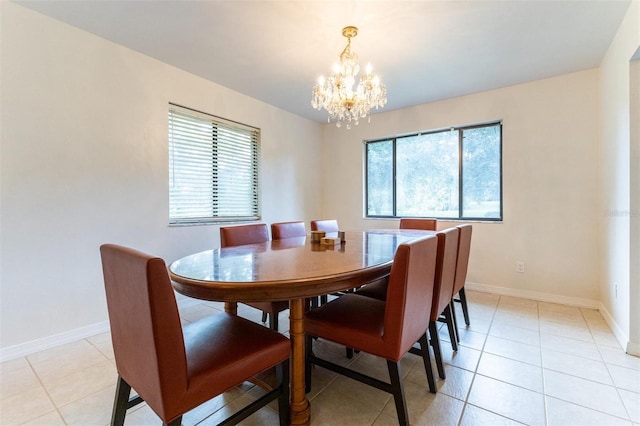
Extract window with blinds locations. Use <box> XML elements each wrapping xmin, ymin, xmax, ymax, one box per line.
<box><xmin>168</xmin><ymin>104</ymin><xmax>261</xmax><ymax>224</ymax></box>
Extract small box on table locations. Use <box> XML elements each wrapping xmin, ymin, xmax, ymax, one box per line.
<box><xmin>320</xmin><ymin>237</ymin><xmax>341</xmax><ymax>247</ymax></box>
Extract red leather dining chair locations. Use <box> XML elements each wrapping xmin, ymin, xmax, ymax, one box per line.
<box><xmin>100</xmin><ymin>244</ymin><xmax>290</xmax><ymax>426</ymax></box>
<box><xmin>310</xmin><ymin>219</ymin><xmax>339</xmax><ymax>233</ymax></box>
<box><xmin>305</xmin><ymin>235</ymin><xmax>438</xmax><ymax>425</ymax></box>
<box><xmin>354</xmin><ymin>216</ymin><xmax>437</xmax><ymax>301</ymax></box>
<box><xmin>399</xmin><ymin>217</ymin><xmax>437</xmax><ymax>231</ymax></box>
<box><xmin>352</xmin><ymin>218</ymin><xmax>436</xmax><ymax>356</ymax></box>
<box><xmin>220</xmin><ymin>224</ymin><xmax>289</xmax><ymax>331</ymax></box>
<box><xmin>427</xmin><ymin>227</ymin><xmax>460</xmax><ymax>378</ymax></box>
<box><xmin>220</xmin><ymin>223</ymin><xmax>270</xmax><ymax>247</ymax></box>
<box><xmin>451</xmin><ymin>224</ymin><xmax>473</xmax><ymax>338</ymax></box>
<box><xmin>356</xmin><ymin>227</ymin><xmax>460</xmax><ymax>380</ymax></box>
<box><xmin>271</xmin><ymin>221</ymin><xmax>306</xmax><ymax>239</ymax></box>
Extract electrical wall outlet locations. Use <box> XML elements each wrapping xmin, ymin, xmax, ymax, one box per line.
<box><xmin>516</xmin><ymin>261</ymin><xmax>525</xmax><ymax>273</ymax></box>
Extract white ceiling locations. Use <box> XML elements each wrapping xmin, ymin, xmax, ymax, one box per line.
<box><xmin>14</xmin><ymin>0</ymin><xmax>631</xmax><ymax>123</ymax></box>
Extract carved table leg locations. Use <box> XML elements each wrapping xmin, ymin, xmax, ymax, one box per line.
<box><xmin>289</xmin><ymin>298</ymin><xmax>310</xmax><ymax>425</ymax></box>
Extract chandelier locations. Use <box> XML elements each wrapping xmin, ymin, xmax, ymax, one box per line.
<box><xmin>311</xmin><ymin>26</ymin><xmax>387</xmax><ymax>129</ymax></box>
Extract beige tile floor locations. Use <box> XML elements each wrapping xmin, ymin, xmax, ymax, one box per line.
<box><xmin>1</xmin><ymin>290</ymin><xmax>639</xmax><ymax>425</ymax></box>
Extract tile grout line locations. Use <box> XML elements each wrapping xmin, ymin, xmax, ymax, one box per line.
<box><xmin>456</xmin><ymin>294</ymin><xmax>500</xmax><ymax>426</ymax></box>
<box><xmin>538</xmin><ymin>307</ymin><xmax>635</xmax><ymax>423</ymax></box>
<box><xmin>24</xmin><ymin>352</ymin><xmax>69</xmax><ymax>425</ymax></box>
<box><xmin>538</xmin><ymin>297</ymin><xmax>549</xmax><ymax>426</ymax></box>
<box><xmin>587</xmin><ymin>305</ymin><xmax>636</xmax><ymax>423</ymax></box>
<box><xmin>470</xmin><ymin>296</ymin><xmax>550</xmax><ymax>425</ymax></box>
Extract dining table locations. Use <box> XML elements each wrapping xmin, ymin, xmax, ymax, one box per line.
<box><xmin>168</xmin><ymin>229</ymin><xmax>435</xmax><ymax>425</ymax></box>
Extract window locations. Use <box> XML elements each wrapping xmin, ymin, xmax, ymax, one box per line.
<box><xmin>366</xmin><ymin>122</ymin><xmax>502</xmax><ymax>221</ymax></box>
<box><xmin>168</xmin><ymin>104</ymin><xmax>260</xmax><ymax>224</ymax></box>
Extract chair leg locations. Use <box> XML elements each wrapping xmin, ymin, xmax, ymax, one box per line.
<box><xmin>305</xmin><ymin>334</ymin><xmax>313</xmax><ymax>393</ymax></box>
<box><xmin>164</xmin><ymin>417</ymin><xmax>182</xmax><ymax>426</ymax></box>
<box><xmin>277</xmin><ymin>359</ymin><xmax>290</xmax><ymax>426</ymax></box>
<box><xmin>269</xmin><ymin>312</ymin><xmax>279</xmax><ymax>331</ymax></box>
<box><xmin>459</xmin><ymin>287</ymin><xmax>471</xmax><ymax>326</ymax></box>
<box><xmin>111</xmin><ymin>376</ymin><xmax>145</xmax><ymax>426</ymax></box>
<box><xmin>386</xmin><ymin>360</ymin><xmax>409</xmax><ymax>426</ymax></box>
<box><xmin>418</xmin><ymin>333</ymin><xmax>436</xmax><ymax>393</ymax></box>
<box><xmin>309</xmin><ymin>297</ymin><xmax>319</xmax><ymax>309</ymax></box>
<box><xmin>444</xmin><ymin>304</ymin><xmax>458</xmax><ymax>351</ymax></box>
<box><xmin>217</xmin><ymin>360</ymin><xmax>289</xmax><ymax>426</ymax></box>
<box><xmin>345</xmin><ymin>347</ymin><xmax>360</xmax><ymax>358</ymax></box>
<box><xmin>310</xmin><ymin>347</ymin><xmax>410</xmax><ymax>424</ymax></box>
<box><xmin>429</xmin><ymin>321</ymin><xmax>446</xmax><ymax>380</ymax></box>
<box><xmin>451</xmin><ymin>300</ymin><xmax>461</xmax><ymax>343</ymax></box>
<box><xmin>111</xmin><ymin>376</ymin><xmax>131</xmax><ymax>426</ymax></box>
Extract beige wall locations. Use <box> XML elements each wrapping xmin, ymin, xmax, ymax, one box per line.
<box><xmin>320</xmin><ymin>70</ymin><xmax>601</xmax><ymax>306</ymax></box>
<box><xmin>0</xmin><ymin>2</ymin><xmax>322</xmax><ymax>353</ymax></box>
<box><xmin>1</xmin><ymin>0</ymin><xmax>637</xmax><ymax>358</ymax></box>
<box><xmin>598</xmin><ymin>0</ymin><xmax>640</xmax><ymax>354</ymax></box>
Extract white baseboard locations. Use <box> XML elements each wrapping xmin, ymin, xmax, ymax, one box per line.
<box><xmin>626</xmin><ymin>341</ymin><xmax>640</xmax><ymax>356</ymax></box>
<box><xmin>0</xmin><ymin>297</ymin><xmax>203</xmax><ymax>363</ymax></box>
<box><xmin>0</xmin><ymin>321</ymin><xmax>111</xmax><ymax>363</ymax></box>
<box><xmin>597</xmin><ymin>301</ymin><xmax>640</xmax><ymax>356</ymax></box>
<box><xmin>468</xmin><ymin>282</ymin><xmax>640</xmax><ymax>355</ymax></box>
<box><xmin>466</xmin><ymin>281</ymin><xmax>600</xmax><ymax>309</ymax></box>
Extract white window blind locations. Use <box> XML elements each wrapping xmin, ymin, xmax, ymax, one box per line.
<box><xmin>168</xmin><ymin>104</ymin><xmax>260</xmax><ymax>224</ymax></box>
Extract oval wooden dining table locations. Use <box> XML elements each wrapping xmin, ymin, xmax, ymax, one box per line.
<box><xmin>168</xmin><ymin>229</ymin><xmax>434</xmax><ymax>425</ymax></box>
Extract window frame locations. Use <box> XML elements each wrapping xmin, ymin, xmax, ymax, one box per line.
<box><xmin>364</xmin><ymin>121</ymin><xmax>503</xmax><ymax>221</ymax></box>
<box><xmin>168</xmin><ymin>103</ymin><xmax>261</xmax><ymax>225</ymax></box>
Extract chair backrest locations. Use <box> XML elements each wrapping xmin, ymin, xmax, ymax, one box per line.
<box><xmin>399</xmin><ymin>218</ymin><xmax>437</xmax><ymax>231</ymax></box>
<box><xmin>383</xmin><ymin>235</ymin><xmax>438</xmax><ymax>360</ymax></box>
<box><xmin>453</xmin><ymin>224</ymin><xmax>472</xmax><ymax>295</ymax></box>
<box><xmin>430</xmin><ymin>227</ymin><xmax>460</xmax><ymax>320</ymax></box>
<box><xmin>220</xmin><ymin>223</ymin><xmax>270</xmax><ymax>248</ymax></box>
<box><xmin>271</xmin><ymin>221</ymin><xmax>306</xmax><ymax>240</ymax></box>
<box><xmin>100</xmin><ymin>244</ymin><xmax>187</xmax><ymax>416</ymax></box>
<box><xmin>310</xmin><ymin>219</ymin><xmax>339</xmax><ymax>232</ymax></box>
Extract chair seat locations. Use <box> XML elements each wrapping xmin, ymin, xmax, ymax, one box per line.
<box><xmin>305</xmin><ymin>293</ymin><xmax>388</xmax><ymax>359</ymax></box>
<box><xmin>183</xmin><ymin>313</ymin><xmax>290</xmax><ymax>402</ymax></box>
<box><xmin>354</xmin><ymin>279</ymin><xmax>388</xmax><ymax>301</ymax></box>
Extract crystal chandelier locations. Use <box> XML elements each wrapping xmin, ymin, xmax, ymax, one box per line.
<box><xmin>311</xmin><ymin>26</ymin><xmax>387</xmax><ymax>129</ymax></box>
